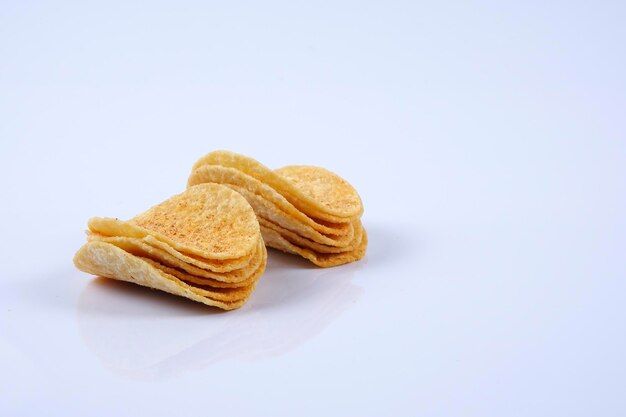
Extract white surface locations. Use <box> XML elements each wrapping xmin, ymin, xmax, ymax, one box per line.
<box><xmin>1</xmin><ymin>1</ymin><xmax>625</xmax><ymax>416</ymax></box>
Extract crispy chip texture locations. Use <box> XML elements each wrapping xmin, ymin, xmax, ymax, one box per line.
<box><xmin>261</xmin><ymin>228</ymin><xmax>368</xmax><ymax>268</ymax></box>
<box><xmin>260</xmin><ymin>218</ymin><xmax>363</xmax><ymax>254</ymax></box>
<box><xmin>130</xmin><ymin>183</ymin><xmax>259</xmax><ymax>260</ymax></box>
<box><xmin>191</xmin><ymin>151</ymin><xmax>363</xmax><ymax>221</ymax></box>
<box><xmin>224</xmin><ymin>184</ymin><xmax>356</xmax><ymax>246</ymax></box>
<box><xmin>188</xmin><ymin>165</ymin><xmax>351</xmax><ymax>235</ymax></box>
<box><xmin>75</xmin><ymin>150</ymin><xmax>367</xmax><ymax>311</ymax></box>
<box><xmin>88</xmin><ymin>218</ymin><xmax>256</xmax><ymax>273</ymax></box>
<box><xmin>74</xmin><ymin>242</ymin><xmax>249</xmax><ymax>310</ymax></box>
<box><xmin>274</xmin><ymin>165</ymin><xmax>363</xmax><ymax>219</ymax></box>
<box><xmin>87</xmin><ymin>184</ymin><xmax>259</xmax><ymax>261</ymax></box>
<box><xmin>140</xmin><ymin>244</ymin><xmax>265</xmax><ymax>290</ymax></box>
<box><xmin>74</xmin><ymin>183</ymin><xmax>266</xmax><ymax>310</ymax></box>
<box><xmin>189</xmin><ymin>151</ymin><xmax>368</xmax><ymax>267</ymax></box>
<box><xmin>87</xmin><ymin>233</ymin><xmax>264</xmax><ymax>285</ymax></box>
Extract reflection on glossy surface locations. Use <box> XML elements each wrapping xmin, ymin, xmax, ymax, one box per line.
<box><xmin>77</xmin><ymin>250</ymin><xmax>364</xmax><ymax>379</ymax></box>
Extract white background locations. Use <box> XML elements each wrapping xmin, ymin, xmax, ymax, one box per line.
<box><xmin>1</xmin><ymin>1</ymin><xmax>625</xmax><ymax>416</ymax></box>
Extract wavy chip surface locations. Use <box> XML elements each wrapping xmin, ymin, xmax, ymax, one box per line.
<box><xmin>74</xmin><ymin>183</ymin><xmax>266</xmax><ymax>310</ymax></box>
<box><xmin>189</xmin><ymin>151</ymin><xmax>367</xmax><ymax>267</ymax></box>
<box><xmin>192</xmin><ymin>151</ymin><xmax>363</xmax><ymax>221</ymax></box>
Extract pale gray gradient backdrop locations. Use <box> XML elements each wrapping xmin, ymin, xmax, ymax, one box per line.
<box><xmin>0</xmin><ymin>1</ymin><xmax>624</xmax><ymax>416</ymax></box>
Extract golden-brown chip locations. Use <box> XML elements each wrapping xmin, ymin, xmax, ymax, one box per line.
<box><xmin>191</xmin><ymin>151</ymin><xmax>362</xmax><ymax>220</ymax></box>
<box><xmin>142</xmin><ymin>234</ymin><xmax>256</xmax><ymax>273</ymax></box>
<box><xmin>139</xmin><ymin>257</ymin><xmax>256</xmax><ymax>289</ymax></box>
<box><xmin>223</xmin><ymin>184</ymin><xmax>357</xmax><ymax>246</ymax></box>
<box><xmin>89</xmin><ymin>218</ymin><xmax>257</xmax><ymax>273</ymax></box>
<box><xmin>73</xmin><ymin>241</ymin><xmax>250</xmax><ymax>310</ymax></box>
<box><xmin>87</xmin><ymin>232</ymin><xmax>265</xmax><ymax>285</ymax></box>
<box><xmin>137</xmin><ymin>256</ymin><xmax>257</xmax><ymax>302</ymax></box>
<box><xmin>90</xmin><ymin>183</ymin><xmax>259</xmax><ymax>260</ymax></box>
<box><xmin>188</xmin><ymin>165</ymin><xmax>352</xmax><ymax>235</ymax></box>
<box><xmin>274</xmin><ymin>165</ymin><xmax>363</xmax><ymax>219</ymax></box>
<box><xmin>139</xmin><ymin>243</ymin><xmax>265</xmax><ymax>293</ymax></box>
<box><xmin>261</xmin><ymin>227</ymin><xmax>368</xmax><ymax>268</ymax></box>
<box><xmin>259</xmin><ymin>218</ymin><xmax>363</xmax><ymax>254</ymax></box>
<box><xmin>137</xmin><ymin>257</ymin><xmax>261</xmax><ymax>301</ymax></box>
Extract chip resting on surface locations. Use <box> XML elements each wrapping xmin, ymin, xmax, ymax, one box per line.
<box><xmin>188</xmin><ymin>151</ymin><xmax>367</xmax><ymax>267</ymax></box>
<box><xmin>73</xmin><ymin>183</ymin><xmax>266</xmax><ymax>310</ymax></box>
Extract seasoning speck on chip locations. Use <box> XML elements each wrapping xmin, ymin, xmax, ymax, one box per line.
<box><xmin>188</xmin><ymin>151</ymin><xmax>367</xmax><ymax>267</ymax></box>
<box><xmin>73</xmin><ymin>183</ymin><xmax>267</xmax><ymax>310</ymax></box>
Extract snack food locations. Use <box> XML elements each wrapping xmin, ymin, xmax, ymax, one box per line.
<box><xmin>188</xmin><ymin>151</ymin><xmax>367</xmax><ymax>267</ymax></box>
<box><xmin>73</xmin><ymin>183</ymin><xmax>266</xmax><ymax>310</ymax></box>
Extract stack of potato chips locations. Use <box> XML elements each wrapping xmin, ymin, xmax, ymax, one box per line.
<box><xmin>188</xmin><ymin>151</ymin><xmax>367</xmax><ymax>267</ymax></box>
<box><xmin>73</xmin><ymin>184</ymin><xmax>267</xmax><ymax>310</ymax></box>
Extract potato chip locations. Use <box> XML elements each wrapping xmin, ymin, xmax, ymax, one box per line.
<box><xmin>73</xmin><ymin>242</ymin><xmax>250</xmax><ymax>310</ymax></box>
<box><xmin>89</xmin><ymin>218</ymin><xmax>256</xmax><ymax>273</ymax></box>
<box><xmin>261</xmin><ymin>227</ymin><xmax>368</xmax><ymax>268</ymax></box>
<box><xmin>188</xmin><ymin>152</ymin><xmax>368</xmax><ymax>267</ymax></box>
<box><xmin>139</xmin><ymin>244</ymin><xmax>265</xmax><ymax>292</ymax></box>
<box><xmin>90</xmin><ymin>183</ymin><xmax>258</xmax><ymax>260</ymax></box>
<box><xmin>188</xmin><ymin>165</ymin><xmax>352</xmax><ymax>236</ymax></box>
<box><xmin>145</xmin><ymin>264</ymin><xmax>255</xmax><ymax>301</ymax></box>
<box><xmin>74</xmin><ymin>183</ymin><xmax>266</xmax><ymax>309</ymax></box>
<box><xmin>259</xmin><ymin>218</ymin><xmax>363</xmax><ymax>254</ymax></box>
<box><xmin>87</xmin><ymin>232</ymin><xmax>264</xmax><ymax>285</ymax></box>
<box><xmin>191</xmin><ymin>151</ymin><xmax>362</xmax><ymax>221</ymax></box>
<box><xmin>138</xmin><ymin>257</ymin><xmax>261</xmax><ymax>301</ymax></box>
<box><xmin>222</xmin><ymin>184</ymin><xmax>357</xmax><ymax>246</ymax></box>
<box><xmin>274</xmin><ymin>165</ymin><xmax>363</xmax><ymax>219</ymax></box>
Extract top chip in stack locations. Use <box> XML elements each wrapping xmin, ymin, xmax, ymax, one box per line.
<box><xmin>188</xmin><ymin>151</ymin><xmax>367</xmax><ymax>267</ymax></box>
<box><xmin>73</xmin><ymin>183</ymin><xmax>267</xmax><ymax>310</ymax></box>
